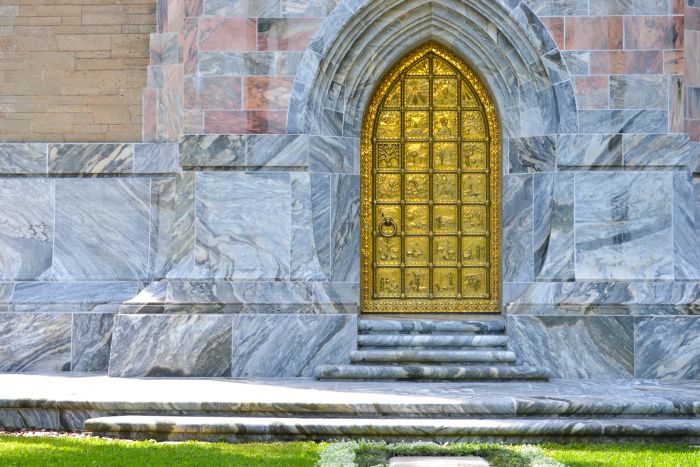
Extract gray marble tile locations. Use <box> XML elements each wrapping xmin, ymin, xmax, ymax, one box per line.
<box><xmin>108</xmin><ymin>314</ymin><xmax>232</xmax><ymax>377</ymax></box>
<box><xmin>308</xmin><ymin>136</ymin><xmax>357</xmax><ymax>173</ymax></box>
<box><xmin>248</xmin><ymin>0</ymin><xmax>281</xmax><ymax>17</ymax></box>
<box><xmin>134</xmin><ymin>143</ymin><xmax>179</xmax><ymax>174</ymax></box>
<box><xmin>524</xmin><ymin>0</ymin><xmax>588</xmax><ymax>15</ymax></box>
<box><xmin>179</xmin><ymin>135</ymin><xmax>245</xmax><ymax>168</ymax></box>
<box><xmin>611</xmin><ymin>76</ymin><xmax>668</xmax><ymax>110</ymax></box>
<box><xmin>199</xmin><ymin>52</ymin><xmax>303</xmax><ymax>77</ymax></box>
<box><xmin>534</xmin><ymin>173</ymin><xmax>574</xmax><ymax>281</ymax></box>
<box><xmin>0</xmin><ymin>144</ymin><xmax>46</xmax><ymax>175</ymax></box>
<box><xmin>635</xmin><ymin>317</ymin><xmax>700</xmax><ymax>380</ymax></box>
<box><xmin>203</xmin><ymin>0</ymin><xmax>246</xmax><ymax>16</ymax></box>
<box><xmin>53</xmin><ymin>179</ymin><xmax>150</xmax><ymax>280</ymax></box>
<box><xmin>291</xmin><ymin>227</ymin><xmax>328</xmax><ymax>280</ymax></box>
<box><xmin>330</xmin><ymin>174</ymin><xmax>359</xmax><ymax>282</ymax></box>
<box><xmin>0</xmin><ymin>409</ymin><xmax>59</xmax><ymax>430</ymax></box>
<box><xmin>574</xmin><ymin>172</ymin><xmax>673</xmax><ymax>280</ymax></box>
<box><xmin>0</xmin><ymin>282</ymin><xmax>14</xmax><ymax>303</ymax></box>
<box><xmin>503</xmin><ymin>174</ymin><xmax>534</xmax><ymax>282</ymax></box>
<box><xmin>673</xmin><ymin>173</ymin><xmax>700</xmax><ymax>280</ymax></box>
<box><xmin>311</xmin><ymin>173</ymin><xmax>331</xmax><ymax>278</ymax></box>
<box><xmin>504</xmin><ymin>282</ymin><xmax>553</xmax><ymax>305</ymax></box>
<box><xmin>282</xmin><ymin>0</ymin><xmax>339</xmax><ymax>17</ymax></box>
<box><xmin>290</xmin><ymin>174</ymin><xmax>328</xmax><ymax>279</ymax></box>
<box><xmin>231</xmin><ymin>314</ymin><xmax>356</xmax><ymax>377</ymax></box>
<box><xmin>508</xmin><ymin>316</ymin><xmax>634</xmax><ymax>379</ymax></box>
<box><xmin>72</xmin><ymin>313</ymin><xmax>114</xmax><ymax>372</ymax></box>
<box><xmin>561</xmin><ymin>51</ymin><xmax>589</xmax><ymax>76</ymax></box>
<box><xmin>11</xmin><ymin>281</ymin><xmax>139</xmax><ymax>304</ymax></box>
<box><xmin>0</xmin><ymin>313</ymin><xmax>71</xmax><ymax>372</ymax></box>
<box><xmin>48</xmin><ymin>144</ymin><xmax>133</xmax><ymax>175</ymax></box>
<box><xmin>553</xmin><ymin>81</ymin><xmax>579</xmax><ymax>134</ymax></box>
<box><xmin>557</xmin><ymin>134</ymin><xmax>622</xmax><ymax>171</ymax></box>
<box><xmin>149</xmin><ymin>173</ymin><xmax>196</xmax><ymax>279</ymax></box>
<box><xmin>0</xmin><ymin>179</ymin><xmax>53</xmax><ymax>281</ymax></box>
<box><xmin>623</xmin><ymin>134</ymin><xmax>690</xmax><ymax>170</ymax></box>
<box><xmin>508</xmin><ymin>136</ymin><xmax>556</xmax><ymax>173</ymax></box>
<box><xmin>194</xmin><ymin>172</ymin><xmax>290</xmax><ymax>280</ymax></box>
<box><xmin>578</xmin><ymin>110</ymin><xmax>668</xmax><ymax>134</ymax></box>
<box><xmin>542</xmin><ymin>50</ymin><xmax>569</xmax><ymax>85</ymax></box>
<box><xmin>590</xmin><ymin>0</ymin><xmax>669</xmax><ymax>15</ymax></box>
<box><xmin>552</xmin><ymin>281</ymin><xmax>700</xmax><ymax>307</ymax></box>
<box><xmin>246</xmin><ymin>134</ymin><xmax>307</xmax><ymax>168</ymax></box>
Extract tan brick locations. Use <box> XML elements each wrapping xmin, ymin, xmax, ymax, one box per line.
<box><xmin>56</xmin><ymin>33</ymin><xmax>110</xmax><ymax>51</ymax></box>
<box><xmin>94</xmin><ymin>105</ymin><xmax>130</xmax><ymax>124</ymax></box>
<box><xmin>82</xmin><ymin>5</ymin><xmax>126</xmax><ymax>25</ymax></box>
<box><xmin>0</xmin><ymin>36</ymin><xmax>14</xmax><ymax>51</ymax></box>
<box><xmin>35</xmin><ymin>5</ymin><xmax>81</xmax><ymax>16</ymax></box>
<box><xmin>75</xmin><ymin>50</ymin><xmax>110</xmax><ymax>58</ymax></box>
<box><xmin>75</xmin><ymin>57</ymin><xmax>125</xmax><ymax>70</ymax></box>
<box><xmin>110</xmin><ymin>33</ymin><xmax>148</xmax><ymax>57</ymax></box>
<box><xmin>0</xmin><ymin>5</ymin><xmax>19</xmax><ymax>16</ymax></box>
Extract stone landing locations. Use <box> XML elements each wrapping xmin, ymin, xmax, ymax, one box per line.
<box><xmin>1</xmin><ymin>374</ymin><xmax>699</xmax><ymax>443</ymax></box>
<box><xmin>315</xmin><ymin>318</ymin><xmax>549</xmax><ymax>381</ymax></box>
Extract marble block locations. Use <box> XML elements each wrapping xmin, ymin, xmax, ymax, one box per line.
<box><xmin>557</xmin><ymin>134</ymin><xmax>622</xmax><ymax>170</ymax></box>
<box><xmin>194</xmin><ymin>172</ymin><xmax>291</xmax><ymax>279</ymax></box>
<box><xmin>246</xmin><ymin>134</ymin><xmax>308</xmax><ymax>168</ymax></box>
<box><xmin>134</xmin><ymin>143</ymin><xmax>179</xmax><ymax>174</ymax></box>
<box><xmin>508</xmin><ymin>136</ymin><xmax>556</xmax><ymax>173</ymax></box>
<box><xmin>503</xmin><ymin>174</ymin><xmax>533</xmax><ymax>282</ymax></box>
<box><xmin>72</xmin><ymin>313</ymin><xmax>114</xmax><ymax>373</ymax></box>
<box><xmin>508</xmin><ymin>316</ymin><xmax>634</xmax><ymax>379</ymax></box>
<box><xmin>231</xmin><ymin>314</ymin><xmax>357</xmax><ymax>377</ymax></box>
<box><xmin>0</xmin><ymin>313</ymin><xmax>71</xmax><ymax>372</ymax></box>
<box><xmin>48</xmin><ymin>144</ymin><xmax>133</xmax><ymax>175</ymax></box>
<box><xmin>574</xmin><ymin>172</ymin><xmax>673</xmax><ymax>280</ymax></box>
<box><xmin>635</xmin><ymin>317</ymin><xmax>700</xmax><ymax>380</ymax></box>
<box><xmin>533</xmin><ymin>172</ymin><xmax>574</xmax><ymax>281</ymax></box>
<box><xmin>108</xmin><ymin>314</ymin><xmax>232</xmax><ymax>377</ymax></box>
<box><xmin>673</xmin><ymin>173</ymin><xmax>700</xmax><ymax>280</ymax></box>
<box><xmin>53</xmin><ymin>179</ymin><xmax>150</xmax><ymax>281</ymax></box>
<box><xmin>0</xmin><ymin>179</ymin><xmax>53</xmax><ymax>280</ymax></box>
<box><xmin>179</xmin><ymin>135</ymin><xmax>245</xmax><ymax>168</ymax></box>
<box><xmin>330</xmin><ymin>174</ymin><xmax>360</xmax><ymax>282</ymax></box>
<box><xmin>0</xmin><ymin>144</ymin><xmax>47</xmax><ymax>175</ymax></box>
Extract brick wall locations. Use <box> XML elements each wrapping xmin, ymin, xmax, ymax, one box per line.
<box><xmin>0</xmin><ymin>0</ymin><xmax>155</xmax><ymax>142</ymax></box>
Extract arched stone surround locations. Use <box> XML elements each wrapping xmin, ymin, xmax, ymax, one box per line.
<box><xmin>286</xmin><ymin>0</ymin><xmax>579</xmax><ymax>303</ymax></box>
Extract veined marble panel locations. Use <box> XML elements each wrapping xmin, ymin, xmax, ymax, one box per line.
<box><xmin>179</xmin><ymin>135</ymin><xmax>245</xmax><ymax>168</ymax></box>
<box><xmin>524</xmin><ymin>0</ymin><xmax>588</xmax><ymax>15</ymax></box>
<box><xmin>610</xmin><ymin>75</ymin><xmax>668</xmax><ymax>110</ymax></box>
<box><xmin>508</xmin><ymin>315</ymin><xmax>634</xmax><ymax>379</ymax></box>
<box><xmin>194</xmin><ymin>172</ymin><xmax>290</xmax><ymax>279</ymax></box>
<box><xmin>674</xmin><ymin>173</ymin><xmax>700</xmax><ymax>280</ymax></box>
<box><xmin>308</xmin><ymin>136</ymin><xmax>357</xmax><ymax>173</ymax></box>
<box><xmin>503</xmin><ymin>174</ymin><xmax>534</xmax><ymax>282</ymax></box>
<box><xmin>508</xmin><ymin>136</ymin><xmax>556</xmax><ymax>173</ymax></box>
<box><xmin>53</xmin><ymin>179</ymin><xmax>150</xmax><ymax>281</ymax></box>
<box><xmin>0</xmin><ymin>409</ymin><xmax>59</xmax><ymax>430</ymax></box>
<box><xmin>291</xmin><ymin>173</ymin><xmax>328</xmax><ymax>279</ymax></box>
<box><xmin>557</xmin><ymin>134</ymin><xmax>622</xmax><ymax>170</ymax></box>
<box><xmin>149</xmin><ymin>173</ymin><xmax>196</xmax><ymax>279</ymax></box>
<box><xmin>198</xmin><ymin>51</ymin><xmax>304</xmax><ymax>77</ymax></box>
<box><xmin>635</xmin><ymin>317</ymin><xmax>700</xmax><ymax>380</ymax></box>
<box><xmin>108</xmin><ymin>314</ymin><xmax>232</xmax><ymax>377</ymax></box>
<box><xmin>48</xmin><ymin>144</ymin><xmax>133</xmax><ymax>175</ymax></box>
<box><xmin>0</xmin><ymin>179</ymin><xmax>53</xmax><ymax>280</ymax></box>
<box><xmin>246</xmin><ymin>135</ymin><xmax>308</xmax><ymax>169</ymax></box>
<box><xmin>0</xmin><ymin>313</ymin><xmax>71</xmax><ymax>372</ymax></box>
<box><xmin>311</xmin><ymin>173</ymin><xmax>331</xmax><ymax>278</ymax></box>
<box><xmin>578</xmin><ymin>110</ymin><xmax>668</xmax><ymax>134</ymax></box>
<box><xmin>72</xmin><ymin>313</ymin><xmax>114</xmax><ymax>372</ymax></box>
<box><xmin>231</xmin><ymin>314</ymin><xmax>356</xmax><ymax>377</ymax></box>
<box><xmin>574</xmin><ymin>172</ymin><xmax>673</xmax><ymax>280</ymax></box>
<box><xmin>134</xmin><ymin>143</ymin><xmax>179</xmax><ymax>174</ymax></box>
<box><xmin>11</xmin><ymin>281</ymin><xmax>139</xmax><ymax>304</ymax></box>
<box><xmin>561</xmin><ymin>51</ymin><xmax>589</xmax><ymax>76</ymax></box>
<box><xmin>0</xmin><ymin>144</ymin><xmax>46</xmax><ymax>175</ymax></box>
<box><xmin>623</xmin><ymin>134</ymin><xmax>690</xmax><ymax>170</ymax></box>
<box><xmin>330</xmin><ymin>174</ymin><xmax>359</xmax><ymax>282</ymax></box>
<box><xmin>533</xmin><ymin>172</ymin><xmax>574</xmax><ymax>281</ymax></box>
<box><xmin>553</xmin><ymin>282</ymin><xmax>700</xmax><ymax>306</ymax></box>
<box><xmin>503</xmin><ymin>282</ymin><xmax>553</xmax><ymax>305</ymax></box>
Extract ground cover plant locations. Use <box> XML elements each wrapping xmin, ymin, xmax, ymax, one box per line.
<box><xmin>543</xmin><ymin>442</ymin><xmax>700</xmax><ymax>467</ymax></box>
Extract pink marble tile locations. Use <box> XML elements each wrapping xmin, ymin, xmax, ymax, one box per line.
<box><xmin>624</xmin><ymin>16</ymin><xmax>684</xmax><ymax>50</ymax></box>
<box><xmin>257</xmin><ymin>18</ymin><xmax>322</xmax><ymax>51</ymax></box>
<box><xmin>161</xmin><ymin>0</ymin><xmax>184</xmax><ymax>33</ymax></box>
<box><xmin>184</xmin><ymin>75</ymin><xmax>200</xmax><ymax>109</ymax></box>
<box><xmin>590</xmin><ymin>51</ymin><xmax>663</xmax><ymax>74</ymax></box>
<box><xmin>199</xmin><ymin>18</ymin><xmax>256</xmax><ymax>52</ymax></box>
<box><xmin>686</xmin><ymin>7</ymin><xmax>700</xmax><ymax>30</ymax></box>
<box><xmin>184</xmin><ymin>0</ymin><xmax>202</xmax><ymax>17</ymax></box>
<box><xmin>201</xmin><ymin>76</ymin><xmax>242</xmax><ymax>110</ymax></box>
<box><xmin>664</xmin><ymin>50</ymin><xmax>685</xmax><ymax>74</ymax></box>
<box><xmin>142</xmin><ymin>89</ymin><xmax>157</xmax><ymax>142</ymax></box>
<box><xmin>672</xmin><ymin>0</ymin><xmax>684</xmax><ymax>15</ymax></box>
<box><xmin>243</xmin><ymin>76</ymin><xmax>293</xmax><ymax>110</ymax></box>
<box><xmin>183</xmin><ymin>17</ymin><xmax>198</xmax><ymax>75</ymax></box>
<box><xmin>204</xmin><ymin>110</ymin><xmax>286</xmax><ymax>134</ymax></box>
<box><xmin>686</xmin><ymin>30</ymin><xmax>700</xmax><ymax>86</ymax></box>
<box><xmin>564</xmin><ymin>16</ymin><xmax>623</xmax><ymax>50</ymax></box>
<box><xmin>540</xmin><ymin>17</ymin><xmax>564</xmax><ymax>50</ymax></box>
<box><xmin>687</xmin><ymin>87</ymin><xmax>700</xmax><ymax>119</ymax></box>
<box><xmin>684</xmin><ymin>119</ymin><xmax>700</xmax><ymax>141</ymax></box>
<box><xmin>574</xmin><ymin>76</ymin><xmax>609</xmax><ymax>109</ymax></box>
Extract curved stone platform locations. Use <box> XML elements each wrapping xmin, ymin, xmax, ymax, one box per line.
<box><xmin>84</xmin><ymin>415</ymin><xmax>700</xmax><ymax>443</ymax></box>
<box><xmin>1</xmin><ymin>374</ymin><xmax>699</xmax><ymax>442</ymax></box>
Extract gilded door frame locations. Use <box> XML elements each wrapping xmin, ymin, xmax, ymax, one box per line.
<box><xmin>360</xmin><ymin>42</ymin><xmax>502</xmax><ymax>313</ymax></box>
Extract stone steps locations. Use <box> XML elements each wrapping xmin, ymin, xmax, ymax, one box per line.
<box><xmin>357</xmin><ymin>334</ymin><xmax>508</xmax><ymax>348</ymax></box>
<box><xmin>358</xmin><ymin>319</ymin><xmax>506</xmax><ymax>334</ymax></box>
<box><xmin>350</xmin><ymin>349</ymin><xmax>517</xmax><ymax>364</ymax></box>
<box><xmin>313</xmin><ymin>364</ymin><xmax>548</xmax><ymax>380</ymax></box>
<box><xmin>84</xmin><ymin>415</ymin><xmax>700</xmax><ymax>443</ymax></box>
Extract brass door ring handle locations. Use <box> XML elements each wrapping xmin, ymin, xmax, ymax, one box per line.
<box><xmin>379</xmin><ymin>216</ymin><xmax>398</xmax><ymax>238</ymax></box>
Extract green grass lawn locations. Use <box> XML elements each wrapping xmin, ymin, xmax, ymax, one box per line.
<box><xmin>1</xmin><ymin>435</ymin><xmax>699</xmax><ymax>466</ymax></box>
<box><xmin>0</xmin><ymin>435</ymin><xmax>323</xmax><ymax>467</ymax></box>
<box><xmin>543</xmin><ymin>443</ymin><xmax>700</xmax><ymax>467</ymax></box>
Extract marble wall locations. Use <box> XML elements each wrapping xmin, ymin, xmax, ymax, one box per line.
<box><xmin>0</xmin><ymin>0</ymin><xmax>698</xmax><ymax>379</ymax></box>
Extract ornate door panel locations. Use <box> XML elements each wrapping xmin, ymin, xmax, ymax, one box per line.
<box><xmin>361</xmin><ymin>43</ymin><xmax>501</xmax><ymax>313</ymax></box>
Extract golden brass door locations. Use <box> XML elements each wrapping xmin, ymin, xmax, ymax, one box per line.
<box><xmin>361</xmin><ymin>42</ymin><xmax>501</xmax><ymax>313</ymax></box>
